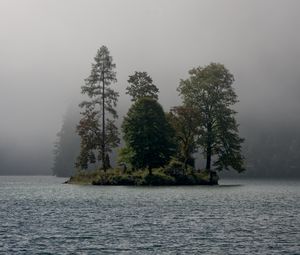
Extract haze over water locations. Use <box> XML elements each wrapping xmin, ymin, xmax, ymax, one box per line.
<box><xmin>0</xmin><ymin>1</ymin><xmax>299</xmax><ymax>254</ymax></box>
<box><xmin>0</xmin><ymin>176</ymin><xmax>299</xmax><ymax>254</ymax></box>
<box><xmin>0</xmin><ymin>0</ymin><xmax>299</xmax><ymax>176</ymax></box>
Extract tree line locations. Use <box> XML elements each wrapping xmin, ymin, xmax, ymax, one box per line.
<box><xmin>71</xmin><ymin>45</ymin><xmax>244</xmax><ymax>183</ymax></box>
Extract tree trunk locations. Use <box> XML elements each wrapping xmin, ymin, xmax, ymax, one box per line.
<box><xmin>206</xmin><ymin>147</ymin><xmax>211</xmax><ymax>170</ymax></box>
<box><xmin>149</xmin><ymin>166</ymin><xmax>152</xmax><ymax>175</ymax></box>
<box><xmin>206</xmin><ymin>122</ymin><xmax>213</xmax><ymax>184</ymax></box>
<box><xmin>105</xmin><ymin>154</ymin><xmax>111</xmax><ymax>169</ymax></box>
<box><xmin>183</xmin><ymin>143</ymin><xmax>189</xmax><ymax>174</ymax></box>
<box><xmin>102</xmin><ymin>76</ymin><xmax>106</xmax><ymax>172</ymax></box>
<box><xmin>184</xmin><ymin>152</ymin><xmax>188</xmax><ymax>175</ymax></box>
<box><xmin>206</xmin><ymin>145</ymin><xmax>213</xmax><ymax>184</ymax></box>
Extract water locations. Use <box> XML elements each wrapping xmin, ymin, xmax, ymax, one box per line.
<box><xmin>0</xmin><ymin>176</ymin><xmax>299</xmax><ymax>254</ymax></box>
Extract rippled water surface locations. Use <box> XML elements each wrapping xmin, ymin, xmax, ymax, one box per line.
<box><xmin>0</xmin><ymin>176</ymin><xmax>299</xmax><ymax>254</ymax></box>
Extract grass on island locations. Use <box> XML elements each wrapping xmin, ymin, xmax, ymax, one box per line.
<box><xmin>68</xmin><ymin>167</ymin><xmax>218</xmax><ymax>186</ymax></box>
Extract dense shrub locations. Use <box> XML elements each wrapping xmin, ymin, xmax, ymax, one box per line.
<box><xmin>68</xmin><ymin>167</ymin><xmax>217</xmax><ymax>185</ymax></box>
<box><xmin>143</xmin><ymin>172</ymin><xmax>176</xmax><ymax>185</ymax></box>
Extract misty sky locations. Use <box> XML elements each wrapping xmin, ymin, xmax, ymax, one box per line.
<box><xmin>0</xmin><ymin>0</ymin><xmax>299</xmax><ymax>174</ymax></box>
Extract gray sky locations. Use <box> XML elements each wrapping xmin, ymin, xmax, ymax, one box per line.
<box><xmin>0</xmin><ymin>0</ymin><xmax>299</xmax><ymax>173</ymax></box>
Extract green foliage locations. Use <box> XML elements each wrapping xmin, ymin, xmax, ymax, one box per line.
<box><xmin>77</xmin><ymin>46</ymin><xmax>120</xmax><ymax>170</ymax></box>
<box><xmin>93</xmin><ymin>169</ymin><xmax>176</xmax><ymax>186</ymax></box>
<box><xmin>69</xmin><ymin>169</ymin><xmax>102</xmax><ymax>185</ymax></box>
<box><xmin>70</xmin><ymin>58</ymin><xmax>244</xmax><ymax>183</ymax></box>
<box><xmin>178</xmin><ymin>63</ymin><xmax>245</xmax><ymax>173</ymax></box>
<box><xmin>163</xmin><ymin>158</ymin><xmax>186</xmax><ymax>176</ymax></box>
<box><xmin>68</xmin><ymin>167</ymin><xmax>215</xmax><ymax>186</ymax></box>
<box><xmin>126</xmin><ymin>71</ymin><xmax>159</xmax><ymax>101</ymax></box>
<box><xmin>122</xmin><ymin>98</ymin><xmax>176</xmax><ymax>173</ymax></box>
<box><xmin>143</xmin><ymin>171</ymin><xmax>176</xmax><ymax>185</ymax></box>
<box><xmin>167</xmin><ymin>106</ymin><xmax>200</xmax><ymax>171</ymax></box>
<box><xmin>117</xmin><ymin>147</ymin><xmax>135</xmax><ymax>170</ymax></box>
<box><xmin>163</xmin><ymin>159</ymin><xmax>213</xmax><ymax>184</ymax></box>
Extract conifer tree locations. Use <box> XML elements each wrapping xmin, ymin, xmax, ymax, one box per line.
<box><xmin>77</xmin><ymin>46</ymin><xmax>119</xmax><ymax>171</ymax></box>
<box><xmin>122</xmin><ymin>98</ymin><xmax>175</xmax><ymax>174</ymax></box>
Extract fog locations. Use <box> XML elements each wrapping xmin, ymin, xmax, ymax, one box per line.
<box><xmin>0</xmin><ymin>0</ymin><xmax>299</xmax><ymax>175</ymax></box>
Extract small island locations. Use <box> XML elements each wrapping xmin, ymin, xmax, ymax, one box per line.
<box><xmin>67</xmin><ymin>46</ymin><xmax>245</xmax><ymax>186</ymax></box>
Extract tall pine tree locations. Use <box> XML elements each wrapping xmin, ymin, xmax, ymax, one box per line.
<box><xmin>77</xmin><ymin>46</ymin><xmax>119</xmax><ymax>171</ymax></box>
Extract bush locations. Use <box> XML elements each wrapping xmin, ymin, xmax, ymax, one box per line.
<box><xmin>112</xmin><ymin>175</ymin><xmax>134</xmax><ymax>185</ymax></box>
<box><xmin>163</xmin><ymin>158</ymin><xmax>185</xmax><ymax>176</ymax></box>
<box><xmin>144</xmin><ymin>172</ymin><xmax>176</xmax><ymax>185</ymax></box>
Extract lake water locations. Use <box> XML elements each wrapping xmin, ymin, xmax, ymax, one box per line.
<box><xmin>0</xmin><ymin>176</ymin><xmax>299</xmax><ymax>254</ymax></box>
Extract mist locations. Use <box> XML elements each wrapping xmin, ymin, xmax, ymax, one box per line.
<box><xmin>0</xmin><ymin>0</ymin><xmax>299</xmax><ymax>175</ymax></box>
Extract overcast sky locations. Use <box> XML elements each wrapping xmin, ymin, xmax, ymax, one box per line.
<box><xmin>0</xmin><ymin>0</ymin><xmax>299</xmax><ymax>174</ymax></box>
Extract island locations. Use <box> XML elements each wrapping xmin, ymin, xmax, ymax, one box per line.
<box><xmin>65</xmin><ymin>46</ymin><xmax>245</xmax><ymax>186</ymax></box>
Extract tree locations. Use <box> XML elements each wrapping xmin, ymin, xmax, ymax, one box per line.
<box><xmin>52</xmin><ymin>106</ymin><xmax>80</xmax><ymax>177</ymax></box>
<box><xmin>122</xmin><ymin>98</ymin><xmax>175</xmax><ymax>175</ymax></box>
<box><xmin>167</xmin><ymin>106</ymin><xmax>200</xmax><ymax>172</ymax></box>
<box><xmin>126</xmin><ymin>71</ymin><xmax>159</xmax><ymax>101</ymax></box>
<box><xmin>178</xmin><ymin>63</ymin><xmax>245</xmax><ymax>183</ymax></box>
<box><xmin>77</xmin><ymin>46</ymin><xmax>120</xmax><ymax>171</ymax></box>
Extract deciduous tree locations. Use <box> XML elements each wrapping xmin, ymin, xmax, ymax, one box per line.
<box><xmin>126</xmin><ymin>71</ymin><xmax>159</xmax><ymax>101</ymax></box>
<box><xmin>178</xmin><ymin>63</ymin><xmax>244</xmax><ymax>183</ymax></box>
<box><xmin>167</xmin><ymin>106</ymin><xmax>200</xmax><ymax>172</ymax></box>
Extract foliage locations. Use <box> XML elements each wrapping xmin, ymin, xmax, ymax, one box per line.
<box><xmin>77</xmin><ymin>46</ymin><xmax>120</xmax><ymax>171</ymax></box>
<box><xmin>68</xmin><ymin>169</ymin><xmax>100</xmax><ymax>185</ymax></box>
<box><xmin>162</xmin><ymin>158</ymin><xmax>215</xmax><ymax>184</ymax></box>
<box><xmin>167</xmin><ymin>106</ymin><xmax>200</xmax><ymax>171</ymax></box>
<box><xmin>178</xmin><ymin>63</ymin><xmax>245</xmax><ymax>176</ymax></box>
<box><xmin>143</xmin><ymin>171</ymin><xmax>176</xmax><ymax>185</ymax></box>
<box><xmin>93</xmin><ymin>169</ymin><xmax>176</xmax><ymax>186</ymax></box>
<box><xmin>68</xmin><ymin>167</ymin><xmax>215</xmax><ymax>186</ymax></box>
<box><xmin>117</xmin><ymin>147</ymin><xmax>135</xmax><ymax>171</ymax></box>
<box><xmin>163</xmin><ymin>158</ymin><xmax>187</xmax><ymax>176</ymax></box>
<box><xmin>121</xmin><ymin>98</ymin><xmax>176</xmax><ymax>174</ymax></box>
<box><xmin>126</xmin><ymin>71</ymin><xmax>159</xmax><ymax>101</ymax></box>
